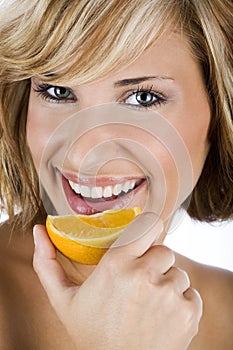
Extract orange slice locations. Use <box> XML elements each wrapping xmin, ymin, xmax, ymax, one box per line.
<box><xmin>46</xmin><ymin>207</ymin><xmax>141</xmax><ymax>265</ymax></box>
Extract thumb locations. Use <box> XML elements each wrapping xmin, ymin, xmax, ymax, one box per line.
<box><xmin>33</xmin><ymin>224</ymin><xmax>78</xmax><ymax>310</ymax></box>
<box><xmin>108</xmin><ymin>212</ymin><xmax>164</xmax><ymax>260</ymax></box>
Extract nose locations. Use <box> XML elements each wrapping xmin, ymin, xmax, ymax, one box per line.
<box><xmin>57</xmin><ymin>104</ymin><xmax>133</xmax><ymax>175</ymax></box>
<box><xmin>63</xmin><ymin>114</ymin><xmax>151</xmax><ymax>175</ymax></box>
<box><xmin>65</xmin><ymin>126</ymin><xmax>122</xmax><ymax>176</ymax></box>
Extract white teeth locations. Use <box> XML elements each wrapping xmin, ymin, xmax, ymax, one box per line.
<box><xmin>91</xmin><ymin>187</ymin><xmax>103</xmax><ymax>199</ymax></box>
<box><xmin>122</xmin><ymin>181</ymin><xmax>130</xmax><ymax>193</ymax></box>
<box><xmin>69</xmin><ymin>181</ymin><xmax>80</xmax><ymax>193</ymax></box>
<box><xmin>80</xmin><ymin>185</ymin><xmax>91</xmax><ymax>197</ymax></box>
<box><xmin>103</xmin><ymin>186</ymin><xmax>113</xmax><ymax>198</ymax></box>
<box><xmin>68</xmin><ymin>179</ymin><xmax>137</xmax><ymax>199</ymax></box>
<box><xmin>113</xmin><ymin>184</ymin><xmax>122</xmax><ymax>195</ymax></box>
<box><xmin>129</xmin><ymin>181</ymin><xmax>135</xmax><ymax>189</ymax></box>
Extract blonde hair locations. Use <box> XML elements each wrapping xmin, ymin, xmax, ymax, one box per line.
<box><xmin>0</xmin><ymin>0</ymin><xmax>232</xmax><ymax>228</ymax></box>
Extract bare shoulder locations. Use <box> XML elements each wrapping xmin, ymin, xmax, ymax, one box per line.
<box><xmin>0</xmin><ymin>220</ymin><xmax>34</xmax><ymax>349</ymax></box>
<box><xmin>0</xmin><ymin>220</ymin><xmax>77</xmax><ymax>350</ymax></box>
<box><xmin>176</xmin><ymin>253</ymin><xmax>233</xmax><ymax>350</ymax></box>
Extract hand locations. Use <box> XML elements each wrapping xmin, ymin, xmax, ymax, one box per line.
<box><xmin>33</xmin><ymin>213</ymin><xmax>202</xmax><ymax>350</ymax></box>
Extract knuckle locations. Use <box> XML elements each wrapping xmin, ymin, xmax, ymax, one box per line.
<box><xmin>152</xmin><ymin>245</ymin><xmax>175</xmax><ymax>263</ymax></box>
<box><xmin>160</xmin><ymin>275</ymin><xmax>174</xmax><ymax>289</ymax></box>
<box><xmin>183</xmin><ymin>288</ymin><xmax>203</xmax><ymax>331</ymax></box>
<box><xmin>176</xmin><ymin>266</ymin><xmax>189</xmax><ymax>279</ymax></box>
<box><xmin>176</xmin><ymin>267</ymin><xmax>191</xmax><ymax>288</ymax></box>
<box><xmin>157</xmin><ymin>276</ymin><xmax>177</xmax><ymax>299</ymax></box>
<box><xmin>162</xmin><ymin>246</ymin><xmax>175</xmax><ymax>265</ymax></box>
<box><xmin>188</xmin><ymin>288</ymin><xmax>203</xmax><ymax>311</ymax></box>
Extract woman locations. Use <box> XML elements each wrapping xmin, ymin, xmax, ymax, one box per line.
<box><xmin>0</xmin><ymin>0</ymin><xmax>232</xmax><ymax>349</ymax></box>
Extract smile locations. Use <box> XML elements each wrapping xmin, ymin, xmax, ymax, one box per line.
<box><xmin>62</xmin><ymin>174</ymin><xmax>146</xmax><ymax>215</ymax></box>
<box><xmin>68</xmin><ymin>179</ymin><xmax>140</xmax><ymax>199</ymax></box>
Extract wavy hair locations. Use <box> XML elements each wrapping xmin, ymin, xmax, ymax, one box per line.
<box><xmin>0</xmin><ymin>0</ymin><xmax>232</xmax><ymax>228</ymax></box>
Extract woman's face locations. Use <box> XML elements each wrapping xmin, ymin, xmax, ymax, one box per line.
<box><xmin>27</xmin><ymin>32</ymin><xmax>210</xmax><ymax>232</ymax></box>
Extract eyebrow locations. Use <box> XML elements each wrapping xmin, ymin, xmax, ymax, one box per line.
<box><xmin>114</xmin><ymin>75</ymin><xmax>174</xmax><ymax>87</ymax></box>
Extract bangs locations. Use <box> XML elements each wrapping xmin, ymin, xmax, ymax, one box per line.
<box><xmin>0</xmin><ymin>0</ymin><xmax>178</xmax><ymax>85</ymax></box>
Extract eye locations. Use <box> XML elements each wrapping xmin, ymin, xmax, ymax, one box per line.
<box><xmin>48</xmin><ymin>86</ymin><xmax>73</xmax><ymax>99</ymax></box>
<box><xmin>127</xmin><ymin>91</ymin><xmax>156</xmax><ymax>105</ymax></box>
<box><xmin>123</xmin><ymin>86</ymin><xmax>167</xmax><ymax>109</ymax></box>
<box><xmin>33</xmin><ymin>83</ymin><xmax>77</xmax><ymax>103</ymax></box>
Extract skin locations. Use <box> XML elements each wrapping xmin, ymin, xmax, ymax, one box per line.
<box><xmin>27</xmin><ymin>32</ymin><xmax>209</xmax><ymax>235</ymax></box>
<box><xmin>0</xmin><ymin>32</ymin><xmax>232</xmax><ymax>349</ymax></box>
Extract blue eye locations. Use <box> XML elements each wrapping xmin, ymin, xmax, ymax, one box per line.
<box><xmin>127</xmin><ymin>91</ymin><xmax>156</xmax><ymax>106</ymax></box>
<box><xmin>48</xmin><ymin>86</ymin><xmax>73</xmax><ymax>99</ymax></box>
<box><xmin>34</xmin><ymin>83</ymin><xmax>77</xmax><ymax>103</ymax></box>
<box><xmin>124</xmin><ymin>86</ymin><xmax>167</xmax><ymax>109</ymax></box>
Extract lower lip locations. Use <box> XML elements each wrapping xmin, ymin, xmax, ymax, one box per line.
<box><xmin>62</xmin><ymin>176</ymin><xmax>147</xmax><ymax>215</ymax></box>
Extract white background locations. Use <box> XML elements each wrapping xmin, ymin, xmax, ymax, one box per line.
<box><xmin>165</xmin><ymin>211</ymin><xmax>233</xmax><ymax>272</ymax></box>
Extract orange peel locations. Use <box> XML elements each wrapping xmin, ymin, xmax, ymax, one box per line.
<box><xmin>46</xmin><ymin>207</ymin><xmax>141</xmax><ymax>265</ymax></box>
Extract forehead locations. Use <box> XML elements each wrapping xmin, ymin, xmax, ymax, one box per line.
<box><xmin>33</xmin><ymin>4</ymin><xmax>181</xmax><ymax>86</ymax></box>
<box><xmin>43</xmin><ymin>31</ymin><xmax>196</xmax><ymax>88</ymax></box>
<box><xmin>67</xmin><ymin>32</ymin><xmax>199</xmax><ymax>89</ymax></box>
<box><xmin>111</xmin><ymin>33</ymin><xmax>193</xmax><ymax>78</ymax></box>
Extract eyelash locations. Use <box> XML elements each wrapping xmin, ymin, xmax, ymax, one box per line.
<box><xmin>122</xmin><ymin>84</ymin><xmax>167</xmax><ymax>110</ymax></box>
<box><xmin>33</xmin><ymin>83</ymin><xmax>167</xmax><ymax>109</ymax></box>
<box><xmin>33</xmin><ymin>83</ymin><xmax>77</xmax><ymax>104</ymax></box>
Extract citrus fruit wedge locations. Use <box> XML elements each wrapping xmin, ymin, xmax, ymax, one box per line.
<box><xmin>46</xmin><ymin>207</ymin><xmax>141</xmax><ymax>265</ymax></box>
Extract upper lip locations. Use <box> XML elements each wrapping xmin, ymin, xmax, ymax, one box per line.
<box><xmin>62</xmin><ymin>172</ymin><xmax>145</xmax><ymax>187</ymax></box>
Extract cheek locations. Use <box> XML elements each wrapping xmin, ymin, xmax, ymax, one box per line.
<box><xmin>26</xmin><ymin>92</ymin><xmax>67</xmax><ymax>172</ymax></box>
<box><xmin>176</xmin><ymin>109</ymin><xmax>211</xmax><ymax>184</ymax></box>
<box><xmin>185</xmin><ymin>126</ymin><xmax>209</xmax><ymax>181</ymax></box>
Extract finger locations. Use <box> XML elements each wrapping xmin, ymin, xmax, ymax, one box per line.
<box><xmin>33</xmin><ymin>225</ymin><xmax>77</xmax><ymax>309</ymax></box>
<box><xmin>164</xmin><ymin>266</ymin><xmax>190</xmax><ymax>293</ymax></box>
<box><xmin>139</xmin><ymin>245</ymin><xmax>175</xmax><ymax>274</ymax></box>
<box><xmin>108</xmin><ymin>212</ymin><xmax>164</xmax><ymax>260</ymax></box>
<box><xmin>184</xmin><ymin>287</ymin><xmax>203</xmax><ymax>322</ymax></box>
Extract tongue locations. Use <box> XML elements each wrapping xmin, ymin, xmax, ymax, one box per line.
<box><xmin>62</xmin><ymin>175</ymin><xmax>137</xmax><ymax>215</ymax></box>
<box><xmin>80</xmin><ymin>192</ymin><xmax>132</xmax><ymax>213</ymax></box>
